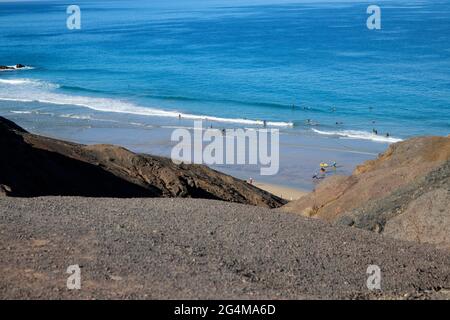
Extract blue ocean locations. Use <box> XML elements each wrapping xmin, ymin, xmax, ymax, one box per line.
<box><xmin>0</xmin><ymin>0</ymin><xmax>449</xmax><ymax>189</ymax></box>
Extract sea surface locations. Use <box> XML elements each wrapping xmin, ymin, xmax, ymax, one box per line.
<box><xmin>1</xmin><ymin>0</ymin><xmax>449</xmax><ymax>189</ymax></box>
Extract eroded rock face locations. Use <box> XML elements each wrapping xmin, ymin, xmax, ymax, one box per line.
<box><xmin>0</xmin><ymin>116</ymin><xmax>285</xmax><ymax>208</ymax></box>
<box><xmin>383</xmin><ymin>188</ymin><xmax>449</xmax><ymax>249</ymax></box>
<box><xmin>282</xmin><ymin>136</ymin><xmax>450</xmax><ymax>248</ymax></box>
<box><xmin>282</xmin><ymin>136</ymin><xmax>450</xmax><ymax>221</ymax></box>
<box><xmin>335</xmin><ymin>160</ymin><xmax>450</xmax><ymax>248</ymax></box>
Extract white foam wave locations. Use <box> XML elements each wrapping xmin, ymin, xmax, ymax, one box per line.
<box><xmin>0</xmin><ymin>78</ymin><xmax>293</xmax><ymax>127</ymax></box>
<box><xmin>10</xmin><ymin>110</ymin><xmax>32</xmax><ymax>114</ymax></box>
<box><xmin>0</xmin><ymin>78</ymin><xmax>59</xmax><ymax>89</ymax></box>
<box><xmin>60</xmin><ymin>114</ymin><xmax>93</xmax><ymax>120</ymax></box>
<box><xmin>312</xmin><ymin>128</ymin><xmax>402</xmax><ymax>143</ymax></box>
<box><xmin>59</xmin><ymin>114</ymin><xmax>122</xmax><ymax>123</ymax></box>
<box><xmin>9</xmin><ymin>110</ymin><xmax>55</xmax><ymax>116</ymax></box>
<box><xmin>0</xmin><ymin>79</ymin><xmax>33</xmax><ymax>85</ymax></box>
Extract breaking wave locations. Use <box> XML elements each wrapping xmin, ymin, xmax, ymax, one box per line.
<box><xmin>0</xmin><ymin>77</ymin><xmax>293</xmax><ymax>127</ymax></box>
<box><xmin>311</xmin><ymin>128</ymin><xmax>403</xmax><ymax>143</ymax></box>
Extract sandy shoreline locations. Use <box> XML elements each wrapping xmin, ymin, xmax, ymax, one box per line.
<box><xmin>0</xmin><ymin>107</ymin><xmax>387</xmax><ymax>191</ymax></box>
<box><xmin>254</xmin><ymin>182</ymin><xmax>308</xmax><ymax>201</ymax></box>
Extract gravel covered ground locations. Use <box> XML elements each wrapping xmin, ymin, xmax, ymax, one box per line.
<box><xmin>0</xmin><ymin>197</ymin><xmax>449</xmax><ymax>299</ymax></box>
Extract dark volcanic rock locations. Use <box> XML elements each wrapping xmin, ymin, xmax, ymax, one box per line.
<box><xmin>1</xmin><ymin>197</ymin><xmax>449</xmax><ymax>299</ymax></box>
<box><xmin>0</xmin><ymin>184</ymin><xmax>12</xmax><ymax>196</ymax></box>
<box><xmin>0</xmin><ymin>64</ymin><xmax>26</xmax><ymax>70</ymax></box>
<box><xmin>0</xmin><ymin>116</ymin><xmax>285</xmax><ymax>207</ymax></box>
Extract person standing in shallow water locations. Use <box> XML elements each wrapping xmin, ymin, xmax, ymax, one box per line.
<box><xmin>313</xmin><ymin>167</ymin><xmax>327</xmax><ymax>180</ymax></box>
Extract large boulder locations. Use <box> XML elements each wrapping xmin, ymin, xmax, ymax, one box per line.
<box><xmin>0</xmin><ymin>184</ymin><xmax>12</xmax><ymax>197</ymax></box>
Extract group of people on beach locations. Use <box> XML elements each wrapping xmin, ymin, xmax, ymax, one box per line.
<box><xmin>312</xmin><ymin>161</ymin><xmax>337</xmax><ymax>180</ymax></box>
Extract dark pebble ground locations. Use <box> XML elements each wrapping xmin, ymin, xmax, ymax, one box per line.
<box><xmin>0</xmin><ymin>197</ymin><xmax>449</xmax><ymax>299</ymax></box>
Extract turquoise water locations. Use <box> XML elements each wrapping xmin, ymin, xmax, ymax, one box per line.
<box><xmin>1</xmin><ymin>0</ymin><xmax>449</xmax><ymax>142</ymax></box>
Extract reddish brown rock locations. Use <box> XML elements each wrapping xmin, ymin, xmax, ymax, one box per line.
<box><xmin>282</xmin><ymin>136</ymin><xmax>450</xmax><ymax>221</ymax></box>
<box><xmin>282</xmin><ymin>135</ymin><xmax>450</xmax><ymax>248</ymax></box>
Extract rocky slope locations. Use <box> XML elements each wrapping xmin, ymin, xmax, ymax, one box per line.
<box><xmin>1</xmin><ymin>197</ymin><xmax>449</xmax><ymax>299</ymax></box>
<box><xmin>336</xmin><ymin>161</ymin><xmax>449</xmax><ymax>249</ymax></box>
<box><xmin>282</xmin><ymin>136</ymin><xmax>450</xmax><ymax>248</ymax></box>
<box><xmin>0</xmin><ymin>116</ymin><xmax>285</xmax><ymax>208</ymax></box>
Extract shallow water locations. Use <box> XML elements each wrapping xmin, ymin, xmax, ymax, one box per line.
<box><xmin>0</xmin><ymin>0</ymin><xmax>448</xmax><ymax>189</ymax></box>
<box><xmin>1</xmin><ymin>0</ymin><xmax>449</xmax><ymax>138</ymax></box>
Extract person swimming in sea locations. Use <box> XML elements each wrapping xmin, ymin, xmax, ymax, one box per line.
<box><xmin>372</xmin><ymin>128</ymin><xmax>378</xmax><ymax>135</ymax></box>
